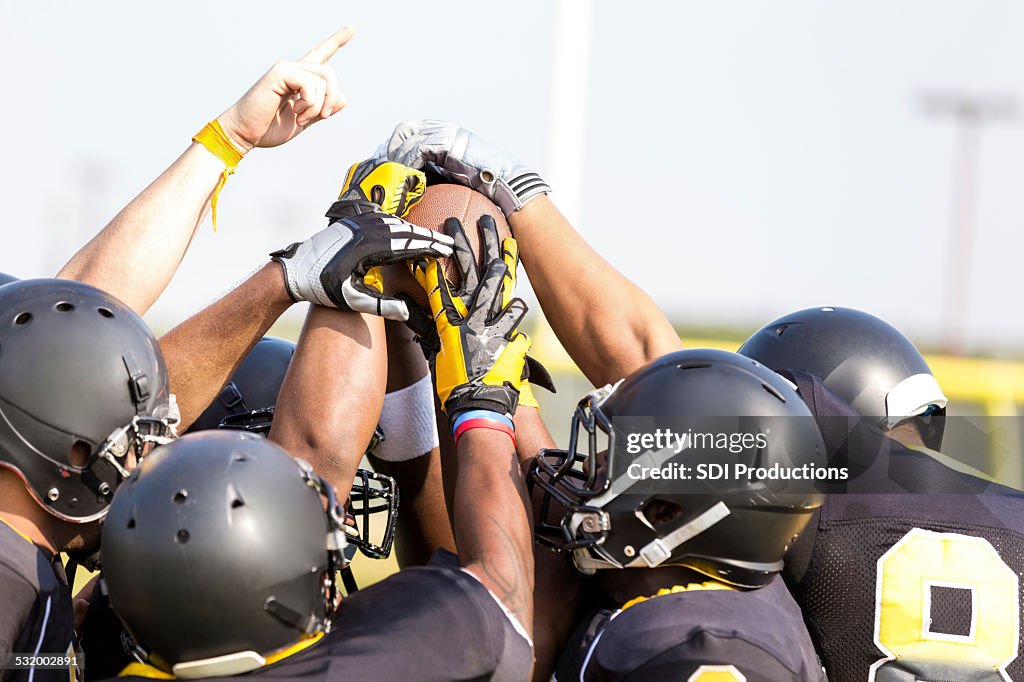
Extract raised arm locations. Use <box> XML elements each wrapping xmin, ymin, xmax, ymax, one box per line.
<box><xmin>382</xmin><ymin>119</ymin><xmax>682</xmax><ymax>387</ymax></box>
<box><xmin>414</xmin><ymin>215</ymin><xmax>536</xmax><ymax>635</ymax></box>
<box><xmin>268</xmin><ymin>307</ymin><xmax>386</xmax><ymax>498</ymax></box>
<box><xmin>58</xmin><ymin>28</ymin><xmax>354</xmax><ymax>316</ymax></box>
<box><xmin>159</xmin><ymin>264</ymin><xmax>293</xmax><ymax>430</ymax></box>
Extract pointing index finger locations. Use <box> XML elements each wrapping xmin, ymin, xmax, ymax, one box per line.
<box><xmin>301</xmin><ymin>26</ymin><xmax>355</xmax><ymax>65</ymax></box>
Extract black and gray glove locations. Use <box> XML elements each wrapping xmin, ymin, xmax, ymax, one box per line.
<box><xmin>271</xmin><ymin>211</ymin><xmax>453</xmax><ymax>321</ymax></box>
<box><xmin>382</xmin><ymin>119</ymin><xmax>551</xmax><ymax>217</ymax></box>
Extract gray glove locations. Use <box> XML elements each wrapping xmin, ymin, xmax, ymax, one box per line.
<box><xmin>382</xmin><ymin>119</ymin><xmax>551</xmax><ymax>216</ymax></box>
<box><xmin>271</xmin><ymin>211</ymin><xmax>453</xmax><ymax>321</ymax></box>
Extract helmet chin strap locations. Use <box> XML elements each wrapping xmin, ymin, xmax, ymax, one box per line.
<box><xmin>570</xmin><ymin>502</ymin><xmax>732</xmax><ymax>572</ymax></box>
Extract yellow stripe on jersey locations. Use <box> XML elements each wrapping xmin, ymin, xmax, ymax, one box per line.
<box><xmin>119</xmin><ymin>633</ymin><xmax>325</xmax><ymax>678</ymax></box>
<box><xmin>118</xmin><ymin>663</ymin><xmax>173</xmax><ymax>680</ymax></box>
<box><xmin>688</xmin><ymin>665</ymin><xmax>746</xmax><ymax>682</ymax></box>
<box><xmin>621</xmin><ymin>581</ymin><xmax>734</xmax><ymax>611</ymax></box>
<box><xmin>0</xmin><ymin>516</ymin><xmax>35</xmax><ymax>545</ymax></box>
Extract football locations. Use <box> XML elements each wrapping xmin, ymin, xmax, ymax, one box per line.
<box><xmin>382</xmin><ymin>183</ymin><xmax>512</xmax><ymax>309</ymax></box>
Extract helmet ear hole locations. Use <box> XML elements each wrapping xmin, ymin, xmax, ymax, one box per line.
<box><xmin>642</xmin><ymin>499</ymin><xmax>685</xmax><ymax>529</ymax></box>
<box><xmin>69</xmin><ymin>441</ymin><xmax>90</xmax><ymax>468</ymax></box>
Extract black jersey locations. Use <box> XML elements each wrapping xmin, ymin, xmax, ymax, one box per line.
<box><xmin>0</xmin><ymin>520</ymin><xmax>79</xmax><ymax>682</ymax></box>
<box><xmin>782</xmin><ymin>369</ymin><xmax>1024</xmax><ymax>682</ymax></box>
<box><xmin>554</xmin><ymin>576</ymin><xmax>824</xmax><ymax>682</ymax></box>
<box><xmin>113</xmin><ymin>550</ymin><xmax>531</xmax><ymax>682</ymax></box>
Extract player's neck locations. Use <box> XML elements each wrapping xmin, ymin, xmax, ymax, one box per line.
<box><xmin>884</xmin><ymin>422</ymin><xmax>926</xmax><ymax>449</ymax></box>
<box><xmin>0</xmin><ymin>475</ymin><xmax>59</xmax><ymax>554</ymax></box>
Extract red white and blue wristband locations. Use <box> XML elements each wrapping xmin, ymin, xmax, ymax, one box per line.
<box><xmin>452</xmin><ymin>409</ymin><xmax>516</xmax><ymax>448</ymax></box>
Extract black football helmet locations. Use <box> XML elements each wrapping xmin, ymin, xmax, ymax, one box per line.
<box><xmin>529</xmin><ymin>349</ymin><xmax>826</xmax><ymax>588</ymax></box>
<box><xmin>0</xmin><ymin>279</ymin><xmax>177</xmax><ymax>522</ymax></box>
<box><xmin>739</xmin><ymin>306</ymin><xmax>947</xmax><ymax>449</ymax></box>
<box><xmin>188</xmin><ymin>336</ymin><xmax>395</xmax><ymax>560</ymax></box>
<box><xmin>103</xmin><ymin>431</ymin><xmax>349</xmax><ymax>678</ymax></box>
<box><xmin>187</xmin><ymin>336</ymin><xmax>295</xmax><ymax>433</ymax></box>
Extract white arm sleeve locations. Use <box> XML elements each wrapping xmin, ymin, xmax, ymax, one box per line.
<box><xmin>372</xmin><ymin>374</ymin><xmax>440</xmax><ymax>462</ymax></box>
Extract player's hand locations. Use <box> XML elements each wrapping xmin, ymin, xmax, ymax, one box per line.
<box><xmin>411</xmin><ymin>215</ymin><xmax>530</xmax><ymax>417</ymax></box>
<box><xmin>403</xmin><ymin>214</ymin><xmax>503</xmax><ymax>358</ymax></box>
<box><xmin>328</xmin><ymin>159</ymin><xmax>426</xmax><ymax>218</ymax></box>
<box><xmin>218</xmin><ymin>27</ymin><xmax>353</xmax><ymax>152</ymax></box>
<box><xmin>382</xmin><ymin>119</ymin><xmax>551</xmax><ymax>217</ymax></box>
<box><xmin>271</xmin><ymin>211</ymin><xmax>454</xmax><ymax>321</ymax></box>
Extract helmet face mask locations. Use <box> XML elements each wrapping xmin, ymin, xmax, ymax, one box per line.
<box><xmin>529</xmin><ymin>349</ymin><xmax>826</xmax><ymax>588</ymax></box>
<box><xmin>291</xmin><ymin>457</ymin><xmax>355</xmax><ymax>616</ymax></box>
<box><xmin>346</xmin><ymin>467</ymin><xmax>399</xmax><ymax>559</ymax></box>
<box><xmin>532</xmin><ymin>388</ymin><xmax>616</xmax><ymax>553</ymax></box>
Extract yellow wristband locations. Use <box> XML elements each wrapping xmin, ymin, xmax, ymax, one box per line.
<box><xmin>192</xmin><ymin>120</ymin><xmax>244</xmax><ymax>232</ymax></box>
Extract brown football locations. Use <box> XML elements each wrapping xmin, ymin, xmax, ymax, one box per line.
<box><xmin>383</xmin><ymin>183</ymin><xmax>511</xmax><ymax>309</ymax></box>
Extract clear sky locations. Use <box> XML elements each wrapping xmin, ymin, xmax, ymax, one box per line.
<box><xmin>1</xmin><ymin>1</ymin><xmax>1021</xmax><ymax>354</ymax></box>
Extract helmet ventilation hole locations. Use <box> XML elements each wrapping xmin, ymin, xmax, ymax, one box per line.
<box><xmin>231</xmin><ymin>498</ymin><xmax>245</xmax><ymax>509</ymax></box>
<box><xmin>55</xmin><ymin>302</ymin><xmax>74</xmax><ymax>312</ymax></box>
<box><xmin>127</xmin><ymin>518</ymin><xmax>136</xmax><ymax>529</ymax></box>
<box><xmin>173</xmin><ymin>490</ymin><xmax>188</xmax><ymax>504</ymax></box>
<box><xmin>97</xmin><ymin>307</ymin><xmax>114</xmax><ymax>318</ymax></box>
<box><xmin>175</xmin><ymin>529</ymin><xmax>190</xmax><ymax>544</ymax></box>
<box><xmin>14</xmin><ymin>312</ymin><xmax>31</xmax><ymax>325</ymax></box>
<box><xmin>762</xmin><ymin>382</ymin><xmax>786</xmax><ymax>402</ymax></box>
<box><xmin>775</xmin><ymin>324</ymin><xmax>789</xmax><ymax>336</ymax></box>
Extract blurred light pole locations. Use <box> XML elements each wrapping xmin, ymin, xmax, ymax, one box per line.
<box><xmin>920</xmin><ymin>92</ymin><xmax>1017</xmax><ymax>355</ymax></box>
<box><xmin>545</xmin><ymin>0</ymin><xmax>593</xmax><ymax>229</ymax></box>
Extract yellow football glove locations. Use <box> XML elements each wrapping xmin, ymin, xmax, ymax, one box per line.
<box><xmin>317</xmin><ymin>158</ymin><xmax>428</xmax><ymax>305</ymax></box>
<box><xmin>330</xmin><ymin>158</ymin><xmax>426</xmax><ymax>218</ymax></box>
<box><xmin>411</xmin><ymin>216</ymin><xmax>528</xmax><ymax>417</ymax></box>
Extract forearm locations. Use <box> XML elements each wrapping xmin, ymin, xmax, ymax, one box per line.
<box><xmin>509</xmin><ymin>197</ymin><xmax>682</xmax><ymax>385</ymax></box>
<box><xmin>513</xmin><ymin>405</ymin><xmax>556</xmax><ymax>474</ymax></box>
<box><xmin>160</xmin><ymin>262</ymin><xmax>292</xmax><ymax>430</ymax></box>
<box><xmin>59</xmin><ymin>143</ymin><xmax>226</xmax><ymax>315</ymax></box>
<box><xmin>269</xmin><ymin>307</ymin><xmax>386</xmax><ymax>498</ymax></box>
<box><xmin>456</xmin><ymin>429</ymin><xmax>535</xmax><ymax>636</ymax></box>
<box><xmin>511</xmin><ymin>406</ymin><xmax>581</xmax><ymax>680</ymax></box>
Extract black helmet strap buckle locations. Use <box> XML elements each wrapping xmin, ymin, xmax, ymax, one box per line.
<box><xmin>264</xmin><ymin>597</ymin><xmax>324</xmax><ymax>635</ymax></box>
